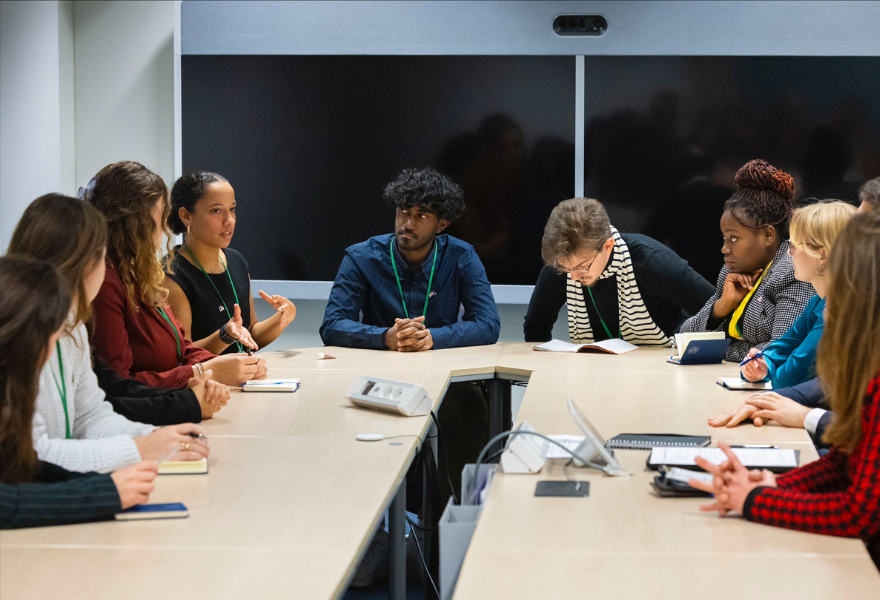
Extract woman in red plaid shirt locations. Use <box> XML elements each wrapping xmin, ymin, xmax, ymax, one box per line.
<box><xmin>691</xmin><ymin>210</ymin><xmax>880</xmax><ymax>566</ymax></box>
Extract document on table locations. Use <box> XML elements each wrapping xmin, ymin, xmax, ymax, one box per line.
<box><xmin>545</xmin><ymin>434</ymin><xmax>585</xmax><ymax>459</ymax></box>
<box><xmin>533</xmin><ymin>338</ymin><xmax>638</xmax><ymax>355</ymax></box>
<box><xmin>649</xmin><ymin>447</ymin><xmax>798</xmax><ymax>469</ymax></box>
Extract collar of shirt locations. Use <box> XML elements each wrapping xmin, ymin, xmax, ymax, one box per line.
<box><xmin>392</xmin><ymin>236</ymin><xmax>437</xmax><ymax>277</ymax></box>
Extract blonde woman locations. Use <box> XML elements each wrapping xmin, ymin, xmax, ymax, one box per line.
<box><xmin>737</xmin><ymin>200</ymin><xmax>856</xmax><ymax>388</ymax></box>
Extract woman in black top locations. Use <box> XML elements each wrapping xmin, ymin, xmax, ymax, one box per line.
<box><xmin>164</xmin><ymin>172</ymin><xmax>296</xmax><ymax>355</ymax></box>
<box><xmin>524</xmin><ymin>198</ymin><xmax>714</xmax><ymax>345</ymax></box>
<box><xmin>0</xmin><ymin>256</ymin><xmax>156</xmax><ymax>528</ymax></box>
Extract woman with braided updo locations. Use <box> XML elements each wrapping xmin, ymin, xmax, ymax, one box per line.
<box><xmin>680</xmin><ymin>159</ymin><xmax>816</xmax><ymax>362</ymax></box>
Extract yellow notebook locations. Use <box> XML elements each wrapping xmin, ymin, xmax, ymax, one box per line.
<box><xmin>158</xmin><ymin>457</ymin><xmax>208</xmax><ymax>475</ymax></box>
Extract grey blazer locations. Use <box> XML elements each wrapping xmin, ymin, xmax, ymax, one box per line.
<box><xmin>679</xmin><ymin>241</ymin><xmax>816</xmax><ymax>362</ymax></box>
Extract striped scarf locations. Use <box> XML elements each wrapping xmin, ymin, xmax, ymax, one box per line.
<box><xmin>566</xmin><ymin>227</ymin><xmax>671</xmax><ymax>347</ymax></box>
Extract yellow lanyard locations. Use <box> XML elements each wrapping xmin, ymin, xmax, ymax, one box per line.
<box><xmin>728</xmin><ymin>262</ymin><xmax>771</xmax><ymax>340</ymax></box>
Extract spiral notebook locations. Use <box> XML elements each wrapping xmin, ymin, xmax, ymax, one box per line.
<box><xmin>607</xmin><ymin>433</ymin><xmax>711</xmax><ymax>450</ymax></box>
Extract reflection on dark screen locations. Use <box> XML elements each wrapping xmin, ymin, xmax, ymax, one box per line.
<box><xmin>583</xmin><ymin>57</ymin><xmax>880</xmax><ymax>282</ymax></box>
<box><xmin>182</xmin><ymin>56</ymin><xmax>576</xmax><ymax>284</ymax></box>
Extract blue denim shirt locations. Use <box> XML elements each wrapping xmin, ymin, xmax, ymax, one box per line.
<box><xmin>320</xmin><ymin>234</ymin><xmax>500</xmax><ymax>350</ymax></box>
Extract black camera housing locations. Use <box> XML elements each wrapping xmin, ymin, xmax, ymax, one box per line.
<box><xmin>553</xmin><ymin>15</ymin><xmax>607</xmax><ymax>36</ymax></box>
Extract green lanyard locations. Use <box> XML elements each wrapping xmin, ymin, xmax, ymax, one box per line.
<box><xmin>389</xmin><ymin>239</ymin><xmax>438</xmax><ymax>319</ymax></box>
<box><xmin>49</xmin><ymin>342</ymin><xmax>71</xmax><ymax>439</ymax></box>
<box><xmin>156</xmin><ymin>306</ymin><xmax>183</xmax><ymax>365</ymax></box>
<box><xmin>586</xmin><ymin>286</ymin><xmax>622</xmax><ymax>340</ymax></box>
<box><xmin>183</xmin><ymin>245</ymin><xmax>243</xmax><ymax>353</ymax></box>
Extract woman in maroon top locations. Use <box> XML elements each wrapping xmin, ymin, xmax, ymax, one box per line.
<box><xmin>692</xmin><ymin>211</ymin><xmax>880</xmax><ymax>564</ymax></box>
<box><xmin>87</xmin><ymin>161</ymin><xmax>267</xmax><ymax>388</ymax></box>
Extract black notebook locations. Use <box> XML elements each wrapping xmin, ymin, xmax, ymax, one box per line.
<box><xmin>607</xmin><ymin>433</ymin><xmax>711</xmax><ymax>450</ymax></box>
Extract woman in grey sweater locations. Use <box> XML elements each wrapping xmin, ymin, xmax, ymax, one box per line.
<box><xmin>8</xmin><ymin>194</ymin><xmax>209</xmax><ymax>473</ymax></box>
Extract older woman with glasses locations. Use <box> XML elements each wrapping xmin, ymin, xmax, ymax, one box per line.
<box><xmin>523</xmin><ymin>197</ymin><xmax>715</xmax><ymax>346</ymax></box>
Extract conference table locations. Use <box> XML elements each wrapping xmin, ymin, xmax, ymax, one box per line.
<box><xmin>1</xmin><ymin>343</ymin><xmax>878</xmax><ymax>600</ymax></box>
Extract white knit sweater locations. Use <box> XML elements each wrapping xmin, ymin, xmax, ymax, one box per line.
<box><xmin>33</xmin><ymin>321</ymin><xmax>156</xmax><ymax>473</ymax></box>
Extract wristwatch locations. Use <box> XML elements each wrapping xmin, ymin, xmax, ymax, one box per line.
<box><xmin>219</xmin><ymin>322</ymin><xmax>237</xmax><ymax>345</ymax></box>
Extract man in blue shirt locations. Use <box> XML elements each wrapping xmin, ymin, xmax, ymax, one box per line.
<box><xmin>320</xmin><ymin>169</ymin><xmax>500</xmax><ymax>350</ymax></box>
<box><xmin>321</xmin><ymin>167</ymin><xmax>500</xmax><ymax>503</ymax></box>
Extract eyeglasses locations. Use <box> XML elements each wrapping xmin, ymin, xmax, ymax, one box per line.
<box><xmin>555</xmin><ymin>250</ymin><xmax>601</xmax><ymax>276</ymax></box>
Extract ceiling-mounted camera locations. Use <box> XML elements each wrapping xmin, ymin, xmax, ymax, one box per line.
<box><xmin>553</xmin><ymin>15</ymin><xmax>607</xmax><ymax>36</ymax></box>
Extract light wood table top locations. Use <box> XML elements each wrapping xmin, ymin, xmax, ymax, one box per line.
<box><xmin>454</xmin><ymin>347</ymin><xmax>880</xmax><ymax>599</ymax></box>
<box><xmin>207</xmin><ymin>368</ymin><xmax>452</xmax><ymax>439</ymax></box>
<box><xmin>5</xmin><ymin>342</ymin><xmax>878</xmax><ymax>600</ymax></box>
<box><xmin>0</xmin><ymin>435</ymin><xmax>417</xmax><ymax>600</ymax></box>
<box><xmin>453</xmin><ymin>551</ymin><xmax>880</xmax><ymax>600</ymax></box>
<box><xmin>496</xmin><ymin>342</ymin><xmax>746</xmax><ymax>377</ymax></box>
<box><xmin>260</xmin><ymin>344</ymin><xmax>503</xmax><ymax>378</ymax></box>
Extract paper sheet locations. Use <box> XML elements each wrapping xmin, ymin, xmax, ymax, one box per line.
<box><xmin>649</xmin><ymin>447</ymin><xmax>797</xmax><ymax>468</ymax></box>
<box><xmin>545</xmin><ymin>434</ymin><xmax>585</xmax><ymax>459</ymax></box>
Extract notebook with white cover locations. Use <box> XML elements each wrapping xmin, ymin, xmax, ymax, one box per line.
<box><xmin>242</xmin><ymin>378</ymin><xmax>300</xmax><ymax>392</ymax></box>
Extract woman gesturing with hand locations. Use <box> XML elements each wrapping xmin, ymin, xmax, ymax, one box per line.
<box><xmin>163</xmin><ymin>171</ymin><xmax>297</xmax><ymax>356</ymax></box>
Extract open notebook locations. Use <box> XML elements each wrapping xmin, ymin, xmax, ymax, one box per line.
<box><xmin>534</xmin><ymin>339</ymin><xmax>638</xmax><ymax>355</ymax></box>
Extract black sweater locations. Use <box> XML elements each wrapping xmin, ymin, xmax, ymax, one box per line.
<box><xmin>524</xmin><ymin>233</ymin><xmax>714</xmax><ymax>342</ymax></box>
<box><xmin>1</xmin><ymin>462</ymin><xmax>120</xmax><ymax>529</ymax></box>
<box><xmin>93</xmin><ymin>355</ymin><xmax>202</xmax><ymax>425</ymax></box>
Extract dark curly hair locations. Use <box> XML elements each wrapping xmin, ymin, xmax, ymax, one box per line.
<box><xmin>169</xmin><ymin>171</ymin><xmax>229</xmax><ymax>235</ymax></box>
<box><xmin>382</xmin><ymin>168</ymin><xmax>465</xmax><ymax>223</ymax></box>
<box><xmin>723</xmin><ymin>159</ymin><xmax>796</xmax><ymax>238</ymax></box>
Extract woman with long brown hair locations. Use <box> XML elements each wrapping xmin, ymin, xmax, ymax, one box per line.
<box><xmin>692</xmin><ymin>210</ymin><xmax>880</xmax><ymax>560</ymax></box>
<box><xmin>0</xmin><ymin>256</ymin><xmax>156</xmax><ymax>528</ymax></box>
<box><xmin>9</xmin><ymin>194</ymin><xmax>210</xmax><ymax>473</ymax></box>
<box><xmin>85</xmin><ymin>161</ymin><xmax>266</xmax><ymax>387</ymax></box>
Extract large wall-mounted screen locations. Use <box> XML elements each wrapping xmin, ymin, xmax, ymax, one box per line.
<box><xmin>183</xmin><ymin>55</ymin><xmax>880</xmax><ymax>285</ymax></box>
<box><xmin>182</xmin><ymin>55</ymin><xmax>576</xmax><ymax>285</ymax></box>
<box><xmin>583</xmin><ymin>56</ymin><xmax>880</xmax><ymax>281</ymax></box>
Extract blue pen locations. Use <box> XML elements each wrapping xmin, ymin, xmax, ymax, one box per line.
<box><xmin>739</xmin><ymin>350</ymin><xmax>764</xmax><ymax>367</ymax></box>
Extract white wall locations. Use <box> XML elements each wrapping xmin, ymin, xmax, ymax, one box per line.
<box><xmin>73</xmin><ymin>0</ymin><xmax>175</xmax><ymax>187</ymax></box>
<box><xmin>0</xmin><ymin>0</ymin><xmax>72</xmax><ymax>250</ymax></box>
<box><xmin>0</xmin><ymin>0</ymin><xmax>541</xmax><ymax>347</ymax></box>
<box><xmin>0</xmin><ymin>0</ymin><xmax>173</xmax><ymax>249</ymax></box>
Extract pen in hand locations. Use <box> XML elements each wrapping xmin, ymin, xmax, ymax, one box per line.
<box><xmin>739</xmin><ymin>350</ymin><xmax>764</xmax><ymax>367</ymax></box>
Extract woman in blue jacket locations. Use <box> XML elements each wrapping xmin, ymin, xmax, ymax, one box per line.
<box><xmin>740</xmin><ymin>200</ymin><xmax>856</xmax><ymax>388</ymax></box>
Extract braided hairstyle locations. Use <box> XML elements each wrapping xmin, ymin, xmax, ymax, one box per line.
<box><xmin>724</xmin><ymin>159</ymin><xmax>796</xmax><ymax>238</ymax></box>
